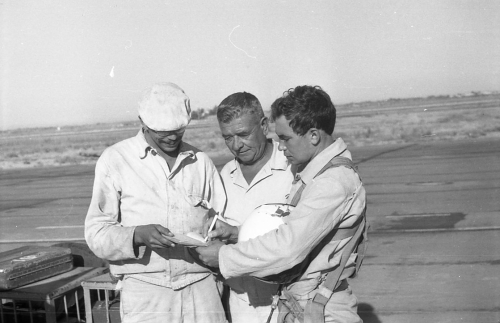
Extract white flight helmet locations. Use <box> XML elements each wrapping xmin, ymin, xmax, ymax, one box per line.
<box><xmin>238</xmin><ymin>203</ymin><xmax>294</xmax><ymax>242</ymax></box>
<box><xmin>239</xmin><ymin>203</ymin><xmax>313</xmax><ymax>284</ymax></box>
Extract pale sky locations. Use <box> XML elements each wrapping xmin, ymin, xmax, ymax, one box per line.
<box><xmin>1</xmin><ymin>0</ymin><xmax>499</xmax><ymax>130</ymax></box>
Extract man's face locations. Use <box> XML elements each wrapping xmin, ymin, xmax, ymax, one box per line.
<box><xmin>219</xmin><ymin>113</ymin><xmax>268</xmax><ymax>165</ymax></box>
<box><xmin>147</xmin><ymin>127</ymin><xmax>185</xmax><ymax>153</ymax></box>
<box><xmin>275</xmin><ymin>115</ymin><xmax>312</xmax><ymax>166</ymax></box>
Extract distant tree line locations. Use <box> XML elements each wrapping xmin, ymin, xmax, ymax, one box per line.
<box><xmin>339</xmin><ymin>91</ymin><xmax>499</xmax><ymax>109</ymax></box>
<box><xmin>191</xmin><ymin>105</ymin><xmax>218</xmax><ymax>120</ymax></box>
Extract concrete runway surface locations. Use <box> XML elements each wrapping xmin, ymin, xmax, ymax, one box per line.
<box><xmin>1</xmin><ymin>138</ymin><xmax>499</xmax><ymax>322</ymax></box>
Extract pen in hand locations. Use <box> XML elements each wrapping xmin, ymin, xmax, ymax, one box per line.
<box><xmin>205</xmin><ymin>214</ymin><xmax>219</xmax><ymax>242</ymax></box>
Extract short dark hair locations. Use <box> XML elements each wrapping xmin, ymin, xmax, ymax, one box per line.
<box><xmin>217</xmin><ymin>92</ymin><xmax>265</xmax><ymax>124</ymax></box>
<box><xmin>270</xmin><ymin>85</ymin><xmax>336</xmax><ymax>136</ymax></box>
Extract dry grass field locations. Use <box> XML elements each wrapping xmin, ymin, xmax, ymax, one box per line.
<box><xmin>1</xmin><ymin>94</ymin><xmax>499</xmax><ymax>170</ymax></box>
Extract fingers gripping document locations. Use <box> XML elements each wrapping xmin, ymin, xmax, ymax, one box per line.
<box><xmin>167</xmin><ymin>215</ymin><xmax>225</xmax><ymax>247</ymax></box>
<box><xmin>165</xmin><ymin>200</ymin><xmax>224</xmax><ymax>247</ymax></box>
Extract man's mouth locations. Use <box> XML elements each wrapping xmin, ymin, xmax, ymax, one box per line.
<box><xmin>161</xmin><ymin>139</ymin><xmax>179</xmax><ymax>145</ymax></box>
<box><xmin>160</xmin><ymin>141</ymin><xmax>180</xmax><ymax>148</ymax></box>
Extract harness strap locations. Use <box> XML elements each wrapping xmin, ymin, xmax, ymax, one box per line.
<box><xmin>277</xmin><ymin>155</ymin><xmax>367</xmax><ymax>323</ymax></box>
<box><xmin>281</xmin><ymin>290</ymin><xmax>305</xmax><ymax>323</ymax></box>
<box><xmin>277</xmin><ymin>279</ymin><xmax>351</xmax><ymax>323</ymax></box>
<box><xmin>290</xmin><ymin>156</ymin><xmax>357</xmax><ymax>207</ymax></box>
<box><xmin>304</xmin><ymin>212</ymin><xmax>367</xmax><ymax>323</ymax></box>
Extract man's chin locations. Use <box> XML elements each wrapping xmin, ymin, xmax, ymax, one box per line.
<box><xmin>237</xmin><ymin>156</ymin><xmax>256</xmax><ymax>165</ymax></box>
<box><xmin>159</xmin><ymin>144</ymin><xmax>181</xmax><ymax>153</ymax></box>
<box><xmin>287</xmin><ymin>157</ymin><xmax>304</xmax><ymax>168</ymax></box>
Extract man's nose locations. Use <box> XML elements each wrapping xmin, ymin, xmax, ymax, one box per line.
<box><xmin>278</xmin><ymin>140</ymin><xmax>286</xmax><ymax>151</ymax></box>
<box><xmin>232</xmin><ymin>136</ymin><xmax>244</xmax><ymax>150</ymax></box>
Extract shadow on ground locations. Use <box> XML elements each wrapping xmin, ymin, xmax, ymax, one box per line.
<box><xmin>359</xmin><ymin>303</ymin><xmax>381</xmax><ymax>323</ymax></box>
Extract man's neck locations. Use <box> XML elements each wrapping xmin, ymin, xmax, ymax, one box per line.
<box><xmin>297</xmin><ymin>135</ymin><xmax>336</xmax><ymax>173</ymax></box>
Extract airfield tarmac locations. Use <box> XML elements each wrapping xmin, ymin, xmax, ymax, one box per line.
<box><xmin>1</xmin><ymin>138</ymin><xmax>499</xmax><ymax>322</ymax></box>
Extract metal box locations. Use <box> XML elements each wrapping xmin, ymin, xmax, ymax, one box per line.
<box><xmin>0</xmin><ymin>246</ymin><xmax>73</xmax><ymax>290</ymax></box>
<box><xmin>0</xmin><ymin>267</ymin><xmax>107</xmax><ymax>323</ymax></box>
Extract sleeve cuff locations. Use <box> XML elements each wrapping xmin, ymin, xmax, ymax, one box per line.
<box><xmin>218</xmin><ymin>244</ymin><xmax>231</xmax><ymax>279</ymax></box>
<box><xmin>130</xmin><ymin>226</ymin><xmax>146</xmax><ymax>259</ymax></box>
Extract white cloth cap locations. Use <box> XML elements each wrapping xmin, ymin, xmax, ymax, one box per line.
<box><xmin>138</xmin><ymin>82</ymin><xmax>191</xmax><ymax>131</ymax></box>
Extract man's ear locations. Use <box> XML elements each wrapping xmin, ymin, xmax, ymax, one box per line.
<box><xmin>260</xmin><ymin>116</ymin><xmax>269</xmax><ymax>136</ymax></box>
<box><xmin>309</xmin><ymin>128</ymin><xmax>320</xmax><ymax>146</ymax></box>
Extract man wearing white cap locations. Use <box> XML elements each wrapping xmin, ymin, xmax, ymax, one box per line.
<box><xmin>85</xmin><ymin>82</ymin><xmax>228</xmax><ymax>323</ymax></box>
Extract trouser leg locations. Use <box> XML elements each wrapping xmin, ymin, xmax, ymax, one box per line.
<box><xmin>120</xmin><ymin>275</ymin><xmax>227</xmax><ymax>323</ymax></box>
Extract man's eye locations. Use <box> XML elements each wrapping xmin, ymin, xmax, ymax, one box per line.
<box><xmin>224</xmin><ymin>137</ymin><xmax>233</xmax><ymax>142</ymax></box>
